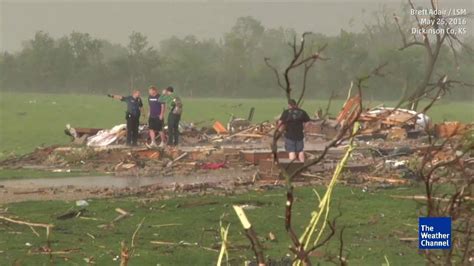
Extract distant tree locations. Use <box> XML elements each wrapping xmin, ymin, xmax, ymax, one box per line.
<box><xmin>0</xmin><ymin>14</ymin><xmax>471</xmax><ymax>100</ymax></box>
<box><xmin>221</xmin><ymin>16</ymin><xmax>265</xmax><ymax>95</ymax></box>
<box><xmin>99</xmin><ymin>40</ymin><xmax>128</xmax><ymax>62</ymax></box>
<box><xmin>394</xmin><ymin>0</ymin><xmax>473</xmax><ymax>110</ymax></box>
<box><xmin>52</xmin><ymin>36</ymin><xmax>75</xmax><ymax>89</ymax></box>
<box><xmin>159</xmin><ymin>36</ymin><xmax>221</xmax><ymax>96</ymax></box>
<box><xmin>0</xmin><ymin>52</ymin><xmax>20</xmax><ymax>89</ymax></box>
<box><xmin>23</xmin><ymin>31</ymin><xmax>56</xmax><ymax>89</ymax></box>
<box><xmin>127</xmin><ymin>31</ymin><xmax>160</xmax><ymax>89</ymax></box>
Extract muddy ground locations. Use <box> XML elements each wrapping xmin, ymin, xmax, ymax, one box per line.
<box><xmin>0</xmin><ymin>168</ymin><xmax>256</xmax><ymax>203</ymax></box>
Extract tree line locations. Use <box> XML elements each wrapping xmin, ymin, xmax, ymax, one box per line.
<box><xmin>1</xmin><ymin>14</ymin><xmax>472</xmax><ymax>100</ymax></box>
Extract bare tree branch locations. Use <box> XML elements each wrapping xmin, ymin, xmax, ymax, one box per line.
<box><xmin>395</xmin><ymin>0</ymin><xmax>472</xmax><ymax>110</ymax></box>
<box><xmin>265</xmin><ymin>32</ymin><xmax>327</xmax><ymax>102</ymax></box>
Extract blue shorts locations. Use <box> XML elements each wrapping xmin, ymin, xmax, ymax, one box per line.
<box><xmin>285</xmin><ymin>138</ymin><xmax>304</xmax><ymax>152</ymax></box>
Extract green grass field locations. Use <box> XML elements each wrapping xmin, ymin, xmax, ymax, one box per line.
<box><xmin>1</xmin><ymin>92</ymin><xmax>472</xmax><ymax>157</ymax></box>
<box><xmin>1</xmin><ymin>185</ymin><xmax>425</xmax><ymax>265</ymax></box>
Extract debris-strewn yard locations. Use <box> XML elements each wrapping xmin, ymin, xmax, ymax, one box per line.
<box><xmin>0</xmin><ymin>185</ymin><xmax>425</xmax><ymax>265</ymax></box>
<box><xmin>0</xmin><ymin>92</ymin><xmax>472</xmax><ymax>265</ymax></box>
<box><xmin>1</xmin><ymin>91</ymin><xmax>471</xmax><ymax>204</ymax></box>
<box><xmin>1</xmin><ymin>92</ymin><xmax>472</xmax><ymax>157</ymax></box>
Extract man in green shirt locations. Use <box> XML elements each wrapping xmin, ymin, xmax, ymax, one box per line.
<box><xmin>161</xmin><ymin>86</ymin><xmax>183</xmax><ymax>146</ymax></box>
<box><xmin>159</xmin><ymin>91</ymin><xmax>173</xmax><ymax>109</ymax></box>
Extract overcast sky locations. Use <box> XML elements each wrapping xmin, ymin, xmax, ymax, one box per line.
<box><xmin>1</xmin><ymin>0</ymin><xmax>472</xmax><ymax>52</ymax></box>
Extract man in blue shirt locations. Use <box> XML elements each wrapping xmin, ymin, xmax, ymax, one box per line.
<box><xmin>108</xmin><ymin>90</ymin><xmax>143</xmax><ymax>146</ymax></box>
<box><xmin>146</xmin><ymin>86</ymin><xmax>165</xmax><ymax>148</ymax></box>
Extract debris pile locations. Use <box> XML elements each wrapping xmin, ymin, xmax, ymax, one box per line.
<box><xmin>336</xmin><ymin>97</ymin><xmax>431</xmax><ymax>139</ymax></box>
<box><xmin>2</xmin><ymin>102</ymin><xmax>473</xmax><ymax>195</ymax></box>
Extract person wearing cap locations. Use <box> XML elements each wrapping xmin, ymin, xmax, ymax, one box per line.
<box><xmin>108</xmin><ymin>90</ymin><xmax>143</xmax><ymax>146</ymax></box>
<box><xmin>146</xmin><ymin>86</ymin><xmax>165</xmax><ymax>148</ymax></box>
<box><xmin>277</xmin><ymin>99</ymin><xmax>311</xmax><ymax>162</ymax></box>
<box><xmin>161</xmin><ymin>86</ymin><xmax>183</xmax><ymax>146</ymax></box>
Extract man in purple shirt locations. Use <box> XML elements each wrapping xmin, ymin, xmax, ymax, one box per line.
<box><xmin>146</xmin><ymin>86</ymin><xmax>165</xmax><ymax>148</ymax></box>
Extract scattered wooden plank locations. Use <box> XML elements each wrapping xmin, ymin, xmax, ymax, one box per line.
<box><xmin>13</xmin><ymin>190</ymin><xmax>45</xmax><ymax>195</ymax></box>
<box><xmin>225</xmin><ymin>126</ymin><xmax>258</xmax><ymax>139</ymax></box>
<box><xmin>150</xmin><ymin>241</ymin><xmax>217</xmax><ymax>252</ymax></box>
<box><xmin>391</xmin><ymin>195</ymin><xmax>473</xmax><ymax>202</ymax></box>
<box><xmin>113</xmin><ymin>208</ymin><xmax>131</xmax><ymax>223</ymax></box>
<box><xmin>363</xmin><ymin>176</ymin><xmax>408</xmax><ymax>184</ymax></box>
<box><xmin>0</xmin><ymin>215</ymin><xmax>53</xmax><ymax>239</ymax></box>
<box><xmin>0</xmin><ymin>215</ymin><xmax>53</xmax><ymax>229</ymax></box>
<box><xmin>213</xmin><ymin>121</ymin><xmax>228</xmax><ymax>134</ymax></box>
<box><xmin>300</xmin><ymin>173</ymin><xmax>324</xmax><ymax>179</ymax></box>
<box><xmin>30</xmin><ymin>248</ymin><xmax>81</xmax><ymax>255</ymax></box>
<box><xmin>150</xmin><ymin>240</ymin><xmax>176</xmax><ymax>246</ymax></box>
<box><xmin>166</xmin><ymin>152</ymin><xmax>189</xmax><ymax>168</ymax></box>
<box><xmin>151</xmin><ymin>223</ymin><xmax>182</xmax><ymax>228</ymax></box>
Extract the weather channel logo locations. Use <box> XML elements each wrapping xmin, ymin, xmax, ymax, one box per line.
<box><xmin>419</xmin><ymin>217</ymin><xmax>451</xmax><ymax>249</ymax></box>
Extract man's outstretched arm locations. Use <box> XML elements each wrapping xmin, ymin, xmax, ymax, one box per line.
<box><xmin>107</xmin><ymin>94</ymin><xmax>124</xmax><ymax>100</ymax></box>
